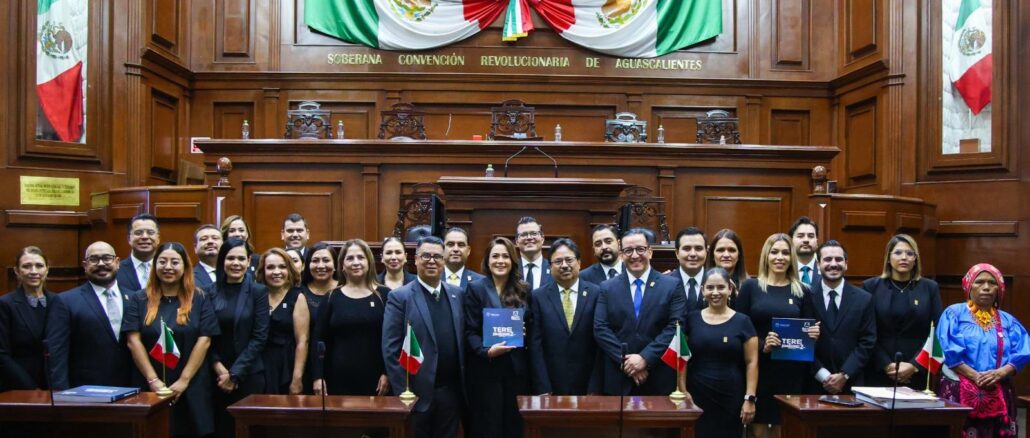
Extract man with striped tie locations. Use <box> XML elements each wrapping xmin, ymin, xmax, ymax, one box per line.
<box><xmin>789</xmin><ymin>216</ymin><xmax>820</xmax><ymax>288</ymax></box>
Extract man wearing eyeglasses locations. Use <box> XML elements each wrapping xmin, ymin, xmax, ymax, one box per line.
<box><xmin>46</xmin><ymin>241</ymin><xmax>133</xmax><ymax>389</ymax></box>
<box><xmin>383</xmin><ymin>236</ymin><xmax>466</xmax><ymax>438</ymax></box>
<box><xmin>116</xmin><ymin>213</ymin><xmax>160</xmax><ymax>292</ymax></box>
<box><xmin>515</xmin><ymin>216</ymin><xmax>552</xmax><ymax>290</ymax></box>
<box><xmin>594</xmin><ymin>228</ymin><xmax>686</xmax><ymax>396</ymax></box>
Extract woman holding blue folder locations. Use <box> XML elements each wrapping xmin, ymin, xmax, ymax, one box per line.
<box><xmin>464</xmin><ymin>237</ymin><xmax>531</xmax><ymax>438</ymax></box>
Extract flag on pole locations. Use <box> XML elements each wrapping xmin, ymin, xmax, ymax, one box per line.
<box><xmin>149</xmin><ymin>318</ymin><xmax>181</xmax><ymax>369</ymax></box>
<box><xmin>949</xmin><ymin>0</ymin><xmax>992</xmax><ymax>114</ymax></box>
<box><xmin>36</xmin><ymin>0</ymin><xmax>86</xmax><ymax>142</ymax></box>
<box><xmin>661</xmin><ymin>322</ymin><xmax>690</xmax><ymax>372</ymax></box>
<box><xmin>915</xmin><ymin>326</ymin><xmax>944</xmax><ymax>374</ymax></box>
<box><xmin>399</xmin><ymin>323</ymin><xmax>423</xmax><ymax>374</ymax></box>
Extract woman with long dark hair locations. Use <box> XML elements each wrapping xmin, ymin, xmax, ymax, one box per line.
<box><xmin>0</xmin><ymin>246</ymin><xmax>56</xmax><ymax>391</ymax></box>
<box><xmin>300</xmin><ymin>242</ymin><xmax>339</xmax><ymax>323</ymax></box>
<box><xmin>256</xmin><ymin>248</ymin><xmax>309</xmax><ymax>395</ymax></box>
<box><xmin>706</xmin><ymin>229</ymin><xmax>748</xmax><ymax>308</ymax></box>
<box><xmin>123</xmin><ymin>242</ymin><xmax>219</xmax><ymax>436</ymax></box>
<box><xmin>377</xmin><ymin>236</ymin><xmax>416</xmax><ymax>290</ymax></box>
<box><xmin>220</xmin><ymin>215</ymin><xmax>258</xmax><ymax>272</ymax></box>
<box><xmin>463</xmin><ymin>237</ymin><xmax>531</xmax><ymax>438</ymax></box>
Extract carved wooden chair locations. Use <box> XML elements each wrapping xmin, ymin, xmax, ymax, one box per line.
<box><xmin>392</xmin><ymin>183</ymin><xmax>444</xmax><ymax>238</ymax></box>
<box><xmin>378</xmin><ymin>102</ymin><xmax>427</xmax><ymax>140</ymax></box>
<box><xmin>605</xmin><ymin>112</ymin><xmax>648</xmax><ymax>143</ymax></box>
<box><xmin>696</xmin><ymin>109</ymin><xmax>742</xmax><ymax>144</ymax></box>
<box><xmin>489</xmin><ymin>99</ymin><xmax>542</xmax><ymax>140</ymax></box>
<box><xmin>284</xmin><ymin>101</ymin><xmax>333</xmax><ymax>139</ymax></box>
<box><xmin>618</xmin><ymin>186</ymin><xmax>671</xmax><ymax>244</ymax></box>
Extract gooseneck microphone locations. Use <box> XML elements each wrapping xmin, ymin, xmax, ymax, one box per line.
<box><xmin>889</xmin><ymin>351</ymin><xmax>903</xmax><ymax>438</ymax></box>
<box><xmin>317</xmin><ymin>341</ymin><xmax>327</xmax><ymax>436</ymax></box>
<box><xmin>43</xmin><ymin>339</ymin><xmax>55</xmax><ymax>407</ymax></box>
<box><xmin>619</xmin><ymin>342</ymin><xmax>628</xmax><ymax>438</ymax></box>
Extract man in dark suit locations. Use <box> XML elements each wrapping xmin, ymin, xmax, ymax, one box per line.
<box><xmin>515</xmin><ymin>216</ymin><xmax>551</xmax><ymax>290</ymax></box>
<box><xmin>47</xmin><ymin>241</ymin><xmax>134</xmax><ymax>389</ymax></box>
<box><xmin>442</xmin><ymin>227</ymin><xmax>485</xmax><ymax>290</ymax></box>
<box><xmin>810</xmin><ymin>240</ymin><xmax>876</xmax><ymax>394</ymax></box>
<box><xmin>529</xmin><ymin>238</ymin><xmax>602</xmax><ymax>395</ymax></box>
<box><xmin>116</xmin><ymin>213</ymin><xmax>160</xmax><ymax>292</ymax></box>
<box><xmin>193</xmin><ymin>224</ymin><xmax>222</xmax><ymax>290</ymax></box>
<box><xmin>383</xmin><ymin>236</ymin><xmax>465</xmax><ymax>438</ymax></box>
<box><xmin>580</xmin><ymin>224</ymin><xmax>624</xmax><ymax>285</ymax></box>
<box><xmin>789</xmin><ymin>216</ymin><xmax>820</xmax><ymax>288</ymax></box>
<box><xmin>665</xmin><ymin>227</ymin><xmax>706</xmax><ymax>314</ymax></box>
<box><xmin>281</xmin><ymin>212</ymin><xmax>311</xmax><ymax>259</ymax></box>
<box><xmin>594</xmin><ymin>228</ymin><xmax>686</xmax><ymax>396</ymax></box>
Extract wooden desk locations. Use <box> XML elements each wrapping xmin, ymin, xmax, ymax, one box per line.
<box><xmin>228</xmin><ymin>394</ymin><xmax>415</xmax><ymax>438</ymax></box>
<box><xmin>1018</xmin><ymin>395</ymin><xmax>1030</xmax><ymax>408</ymax></box>
<box><xmin>0</xmin><ymin>390</ymin><xmax>171</xmax><ymax>438</ymax></box>
<box><xmin>518</xmin><ymin>395</ymin><xmax>701</xmax><ymax>438</ymax></box>
<box><xmin>776</xmin><ymin>394</ymin><xmax>971</xmax><ymax>438</ymax></box>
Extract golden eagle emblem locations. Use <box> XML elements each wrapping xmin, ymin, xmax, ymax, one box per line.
<box><xmin>597</xmin><ymin>0</ymin><xmax>647</xmax><ymax>29</ymax></box>
<box><xmin>388</xmin><ymin>0</ymin><xmax>438</xmax><ymax>22</ymax></box>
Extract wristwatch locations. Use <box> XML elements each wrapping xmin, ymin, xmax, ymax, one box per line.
<box><xmin>744</xmin><ymin>394</ymin><xmax>757</xmax><ymax>403</ymax></box>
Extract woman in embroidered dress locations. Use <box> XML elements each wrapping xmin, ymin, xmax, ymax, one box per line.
<box><xmin>937</xmin><ymin>263</ymin><xmax>1030</xmax><ymax>437</ymax></box>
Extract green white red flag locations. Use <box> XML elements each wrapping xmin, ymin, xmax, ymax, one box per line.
<box><xmin>949</xmin><ymin>0</ymin><xmax>992</xmax><ymax>114</ymax></box>
<box><xmin>661</xmin><ymin>322</ymin><xmax>690</xmax><ymax>372</ymax></box>
<box><xmin>149</xmin><ymin>318</ymin><xmax>181</xmax><ymax>369</ymax></box>
<box><xmin>399</xmin><ymin>323</ymin><xmax>423</xmax><ymax>374</ymax></box>
<box><xmin>915</xmin><ymin>325</ymin><xmax>944</xmax><ymax>374</ymax></box>
<box><xmin>36</xmin><ymin>0</ymin><xmax>86</xmax><ymax>142</ymax></box>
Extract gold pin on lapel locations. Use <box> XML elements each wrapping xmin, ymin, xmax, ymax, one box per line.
<box><xmin>723</xmin><ymin>336</ymin><xmax>728</xmax><ymax>343</ymax></box>
<box><xmin>789</xmin><ymin>298</ymin><xmax>794</xmax><ymax>305</ymax></box>
<box><xmin>370</xmin><ymin>301</ymin><xmax>375</xmax><ymax>307</ymax></box>
<box><xmin>914</xmin><ymin>300</ymin><xmax>919</xmax><ymax>306</ymax></box>
<box><xmin>649</xmin><ymin>281</ymin><xmax>655</xmax><ymax>287</ymax></box>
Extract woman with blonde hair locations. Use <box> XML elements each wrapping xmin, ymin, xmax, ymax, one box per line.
<box><xmin>863</xmin><ymin>233</ymin><xmax>942</xmax><ymax>389</ymax></box>
<box><xmin>0</xmin><ymin>246</ymin><xmax>56</xmax><ymax>391</ymax></box>
<box><xmin>312</xmin><ymin>239</ymin><xmax>390</xmax><ymax>396</ymax></box>
<box><xmin>256</xmin><ymin>248</ymin><xmax>310</xmax><ymax>394</ymax></box>
<box><xmin>735</xmin><ymin>233</ymin><xmax>818</xmax><ymax>438</ymax></box>
<box><xmin>123</xmin><ymin>242</ymin><xmax>219</xmax><ymax>436</ymax></box>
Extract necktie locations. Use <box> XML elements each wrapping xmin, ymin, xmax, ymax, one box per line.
<box><xmin>139</xmin><ymin>262</ymin><xmax>150</xmax><ymax>288</ymax></box>
<box><xmin>607</xmin><ymin>268</ymin><xmax>617</xmax><ymax>280</ymax></box>
<box><xmin>801</xmin><ymin>266</ymin><xmax>812</xmax><ymax>286</ymax></box>
<box><xmin>826</xmin><ymin>290</ymin><xmax>839</xmax><ymax>327</ymax></box>
<box><xmin>430</xmin><ymin>288</ymin><xmax>440</xmax><ymax>301</ymax></box>
<box><xmin>447</xmin><ymin>273</ymin><xmax>460</xmax><ymax>286</ymax></box>
<box><xmin>687</xmin><ymin>278</ymin><xmax>698</xmax><ymax>305</ymax></box>
<box><xmin>632</xmin><ymin>279</ymin><xmax>644</xmax><ymax>318</ymax></box>
<box><xmin>103</xmin><ymin>289</ymin><xmax>122</xmax><ymax>340</ymax></box>
<box><xmin>561</xmin><ymin>288</ymin><xmax>575</xmax><ymax>329</ymax></box>
<box><xmin>526</xmin><ymin>263</ymin><xmax>536</xmax><ymax>289</ymax></box>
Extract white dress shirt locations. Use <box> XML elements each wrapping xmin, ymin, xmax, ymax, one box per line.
<box><xmin>130</xmin><ymin>254</ymin><xmax>151</xmax><ymax>289</ymax></box>
<box><xmin>444</xmin><ymin>266</ymin><xmax>466</xmax><ymax>286</ymax></box>
<box><xmin>198</xmin><ymin>261</ymin><xmax>217</xmax><ymax>282</ymax></box>
<box><xmin>558</xmin><ymin>280</ymin><xmax>581</xmax><ymax>315</ymax></box>
<box><xmin>521</xmin><ymin>256</ymin><xmax>544</xmax><ymax>290</ymax></box>
<box><xmin>627</xmin><ymin>268</ymin><xmax>653</xmax><ymax>299</ymax></box>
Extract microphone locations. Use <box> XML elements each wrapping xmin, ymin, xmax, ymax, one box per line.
<box><xmin>317</xmin><ymin>341</ymin><xmax>327</xmax><ymax>436</ymax></box>
<box><xmin>43</xmin><ymin>339</ymin><xmax>55</xmax><ymax>407</ymax></box>
<box><xmin>619</xmin><ymin>342</ymin><xmax>628</xmax><ymax>438</ymax></box>
<box><xmin>889</xmin><ymin>351</ymin><xmax>903</xmax><ymax>438</ymax></box>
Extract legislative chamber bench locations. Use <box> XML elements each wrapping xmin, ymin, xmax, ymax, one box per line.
<box><xmin>776</xmin><ymin>394</ymin><xmax>971</xmax><ymax>438</ymax></box>
<box><xmin>0</xmin><ymin>390</ymin><xmax>172</xmax><ymax>438</ymax></box>
<box><xmin>518</xmin><ymin>395</ymin><xmax>702</xmax><ymax>438</ymax></box>
<box><xmin>228</xmin><ymin>394</ymin><xmax>416</xmax><ymax>438</ymax></box>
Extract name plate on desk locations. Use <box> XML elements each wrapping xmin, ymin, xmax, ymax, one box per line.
<box><xmin>484</xmin><ymin>308</ymin><xmax>524</xmax><ymax>348</ymax></box>
<box><xmin>771</xmin><ymin>318</ymin><xmax>816</xmax><ymax>362</ymax></box>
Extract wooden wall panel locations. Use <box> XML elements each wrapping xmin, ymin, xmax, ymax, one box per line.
<box><xmin>838</xmin><ymin>0</ymin><xmax>884</xmax><ymax>74</ymax></box>
<box><xmin>653</xmin><ymin>108</ymin><xmax>736</xmax><ymax>144</ymax></box>
<box><xmin>770</xmin><ymin>110</ymin><xmax>811</xmax><ymax>145</ymax></box>
<box><xmin>772</xmin><ymin>0</ymin><xmax>810</xmax><ymax>69</ymax></box>
<box><xmin>149</xmin><ymin>89</ymin><xmax>179</xmax><ymax>183</ymax></box>
<box><xmin>241</xmin><ymin>182</ymin><xmax>345</xmax><ymax>254</ymax></box>
<box><xmin>212</xmin><ymin>102</ymin><xmax>255</xmax><ymax>139</ymax></box>
<box><xmin>842</xmin><ymin>97</ymin><xmax>878</xmax><ymax>188</ymax></box>
<box><xmin>151</xmin><ymin>0</ymin><xmax>180</xmax><ymax>50</ymax></box>
<box><xmin>695</xmin><ymin>187</ymin><xmax>794</xmax><ymax>275</ymax></box>
<box><xmin>215</xmin><ymin>0</ymin><xmax>254</xmax><ymax>61</ymax></box>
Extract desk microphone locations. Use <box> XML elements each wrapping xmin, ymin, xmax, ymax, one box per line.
<box><xmin>317</xmin><ymin>341</ymin><xmax>327</xmax><ymax>436</ymax></box>
<box><xmin>889</xmin><ymin>351</ymin><xmax>902</xmax><ymax>438</ymax></box>
<box><xmin>42</xmin><ymin>339</ymin><xmax>54</xmax><ymax>407</ymax></box>
<box><xmin>619</xmin><ymin>342</ymin><xmax>628</xmax><ymax>438</ymax></box>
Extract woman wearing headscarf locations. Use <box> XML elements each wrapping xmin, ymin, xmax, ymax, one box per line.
<box><xmin>937</xmin><ymin>263</ymin><xmax>1030</xmax><ymax>438</ymax></box>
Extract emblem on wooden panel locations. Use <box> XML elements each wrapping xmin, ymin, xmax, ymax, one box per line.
<box><xmin>388</xmin><ymin>0</ymin><xmax>438</xmax><ymax>22</ymax></box>
<box><xmin>597</xmin><ymin>0</ymin><xmax>646</xmax><ymax>29</ymax></box>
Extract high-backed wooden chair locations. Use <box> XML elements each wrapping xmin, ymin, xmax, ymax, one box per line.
<box><xmin>489</xmin><ymin>99</ymin><xmax>542</xmax><ymax>140</ymax></box>
<box><xmin>696</xmin><ymin>109</ymin><xmax>741</xmax><ymax>144</ymax></box>
<box><xmin>378</xmin><ymin>102</ymin><xmax>427</xmax><ymax>140</ymax></box>
<box><xmin>284</xmin><ymin>101</ymin><xmax>333</xmax><ymax>139</ymax></box>
<box><xmin>605</xmin><ymin>112</ymin><xmax>648</xmax><ymax>143</ymax></box>
<box><xmin>392</xmin><ymin>183</ymin><xmax>444</xmax><ymax>238</ymax></box>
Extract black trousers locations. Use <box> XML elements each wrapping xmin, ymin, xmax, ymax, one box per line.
<box><xmin>410</xmin><ymin>385</ymin><xmax>464</xmax><ymax>438</ymax></box>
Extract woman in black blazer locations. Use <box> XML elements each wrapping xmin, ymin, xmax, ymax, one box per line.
<box><xmin>863</xmin><ymin>234</ymin><xmax>942</xmax><ymax>390</ymax></box>
<box><xmin>464</xmin><ymin>237</ymin><xmax>531</xmax><ymax>438</ymax></box>
<box><xmin>0</xmin><ymin>246</ymin><xmax>56</xmax><ymax>391</ymax></box>
<box><xmin>207</xmin><ymin>238</ymin><xmax>270</xmax><ymax>438</ymax></box>
<box><xmin>377</xmin><ymin>237</ymin><xmax>416</xmax><ymax>290</ymax></box>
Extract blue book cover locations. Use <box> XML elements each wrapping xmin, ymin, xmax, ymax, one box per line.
<box><xmin>53</xmin><ymin>385</ymin><xmax>140</xmax><ymax>403</ymax></box>
<box><xmin>483</xmin><ymin>308</ymin><xmax>525</xmax><ymax>348</ymax></box>
<box><xmin>770</xmin><ymin>318</ymin><xmax>816</xmax><ymax>362</ymax></box>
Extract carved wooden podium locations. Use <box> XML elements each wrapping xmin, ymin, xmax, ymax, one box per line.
<box><xmin>0</xmin><ymin>390</ymin><xmax>172</xmax><ymax>438</ymax></box>
<box><xmin>518</xmin><ymin>395</ymin><xmax>701</xmax><ymax>438</ymax></box>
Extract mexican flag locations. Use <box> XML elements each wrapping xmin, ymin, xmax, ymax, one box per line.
<box><xmin>949</xmin><ymin>0</ymin><xmax>992</xmax><ymax>115</ymax></box>
<box><xmin>305</xmin><ymin>0</ymin><xmax>506</xmax><ymax>50</ymax></box>
<box><xmin>399</xmin><ymin>323</ymin><xmax>423</xmax><ymax>374</ymax></box>
<box><xmin>149</xmin><ymin>318</ymin><xmax>181</xmax><ymax>369</ymax></box>
<box><xmin>661</xmin><ymin>323</ymin><xmax>690</xmax><ymax>372</ymax></box>
<box><xmin>37</xmin><ymin>0</ymin><xmax>86</xmax><ymax>142</ymax></box>
<box><xmin>915</xmin><ymin>325</ymin><xmax>944</xmax><ymax>374</ymax></box>
<box><xmin>534</xmin><ymin>0</ymin><xmax>723</xmax><ymax>57</ymax></box>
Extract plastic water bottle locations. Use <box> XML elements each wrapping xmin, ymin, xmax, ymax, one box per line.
<box><xmin>657</xmin><ymin>125</ymin><xmax>665</xmax><ymax>144</ymax></box>
<box><xmin>485</xmin><ymin>164</ymin><xmax>495</xmax><ymax>178</ymax></box>
<box><xmin>336</xmin><ymin>120</ymin><xmax>345</xmax><ymax>139</ymax></box>
<box><xmin>241</xmin><ymin>120</ymin><xmax>250</xmax><ymax>139</ymax></box>
<box><xmin>554</xmin><ymin>124</ymin><xmax>562</xmax><ymax>142</ymax></box>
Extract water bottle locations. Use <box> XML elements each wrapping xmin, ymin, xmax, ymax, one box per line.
<box><xmin>241</xmin><ymin>120</ymin><xmax>250</xmax><ymax>139</ymax></box>
<box><xmin>336</xmin><ymin>120</ymin><xmax>345</xmax><ymax>139</ymax></box>
<box><xmin>554</xmin><ymin>124</ymin><xmax>562</xmax><ymax>142</ymax></box>
<box><xmin>485</xmin><ymin>164</ymin><xmax>495</xmax><ymax>178</ymax></box>
<box><xmin>657</xmin><ymin>125</ymin><xmax>665</xmax><ymax>144</ymax></box>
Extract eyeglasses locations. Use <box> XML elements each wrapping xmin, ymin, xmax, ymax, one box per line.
<box><xmin>620</xmin><ymin>246</ymin><xmax>650</xmax><ymax>256</ymax></box>
<box><xmin>131</xmin><ymin>229</ymin><xmax>158</xmax><ymax>237</ymax></box>
<box><xmin>517</xmin><ymin>231</ymin><xmax>541</xmax><ymax>239</ymax></box>
<box><xmin>85</xmin><ymin>255</ymin><xmax>117</xmax><ymax>265</ymax></box>
<box><xmin>418</xmin><ymin>253</ymin><xmax>445</xmax><ymax>262</ymax></box>
<box><xmin>551</xmin><ymin>257</ymin><xmax>578</xmax><ymax>267</ymax></box>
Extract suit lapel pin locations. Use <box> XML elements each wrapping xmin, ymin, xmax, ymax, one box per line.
<box><xmin>914</xmin><ymin>299</ymin><xmax>919</xmax><ymax>306</ymax></box>
<box><xmin>467</xmin><ymin>275</ymin><xmax>472</xmax><ymax>282</ymax></box>
<box><xmin>283</xmin><ymin>302</ymin><xmax>288</xmax><ymax>309</ymax></box>
<box><xmin>723</xmin><ymin>336</ymin><xmax>728</xmax><ymax>343</ymax></box>
<box><xmin>370</xmin><ymin>301</ymin><xmax>375</xmax><ymax>307</ymax></box>
<box><xmin>649</xmin><ymin>281</ymin><xmax>655</xmax><ymax>287</ymax></box>
<box><xmin>788</xmin><ymin>298</ymin><xmax>794</xmax><ymax>305</ymax></box>
<box><xmin>451</xmin><ymin>294</ymin><xmax>456</xmax><ymax>299</ymax></box>
<box><xmin>582</xmin><ymin>290</ymin><xmax>587</xmax><ymax>297</ymax></box>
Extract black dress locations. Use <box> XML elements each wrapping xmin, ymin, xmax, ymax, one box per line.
<box><xmin>735</xmin><ymin>279</ymin><xmax>814</xmax><ymax>425</ymax></box>
<box><xmin>122</xmin><ymin>292</ymin><xmax>220</xmax><ymax>437</ymax></box>
<box><xmin>310</xmin><ymin>287</ymin><xmax>389</xmax><ymax>395</ymax></box>
<box><xmin>262</xmin><ymin>288</ymin><xmax>302</xmax><ymax>394</ymax></box>
<box><xmin>863</xmin><ymin>277</ymin><xmax>943</xmax><ymax>390</ymax></box>
<box><xmin>686</xmin><ymin>311</ymin><xmax>757</xmax><ymax>438</ymax></box>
